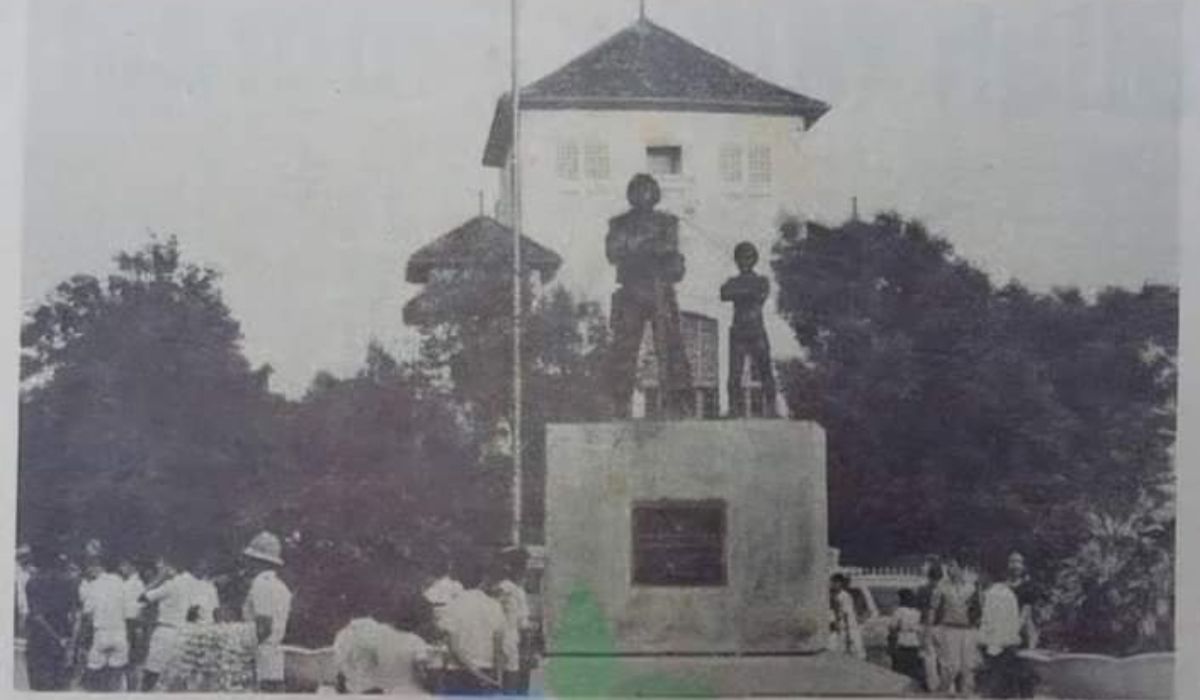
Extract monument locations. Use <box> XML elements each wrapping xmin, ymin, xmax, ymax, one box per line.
<box><xmin>606</xmin><ymin>174</ymin><xmax>693</xmax><ymax>419</ymax></box>
<box><xmin>720</xmin><ymin>241</ymin><xmax>778</xmax><ymax>418</ymax></box>
<box><xmin>532</xmin><ymin>201</ymin><xmax>912</xmax><ymax>696</ymax></box>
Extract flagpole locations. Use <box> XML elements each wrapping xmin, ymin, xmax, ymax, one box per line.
<box><xmin>509</xmin><ymin>0</ymin><xmax>523</xmax><ymax>549</ymax></box>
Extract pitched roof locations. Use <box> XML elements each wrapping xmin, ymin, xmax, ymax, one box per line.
<box><xmin>404</xmin><ymin>215</ymin><xmax>562</xmax><ymax>284</ymax></box>
<box><xmin>483</xmin><ymin>18</ymin><xmax>830</xmax><ymax>166</ymax></box>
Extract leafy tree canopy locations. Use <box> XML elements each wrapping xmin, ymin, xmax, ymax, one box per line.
<box><xmin>773</xmin><ymin>214</ymin><xmax>1176</xmax><ymax>566</ymax></box>
<box><xmin>19</xmin><ymin>237</ymin><xmax>276</xmax><ymax>555</ymax></box>
<box><xmin>406</xmin><ymin>268</ymin><xmax>611</xmax><ymax>542</ymax></box>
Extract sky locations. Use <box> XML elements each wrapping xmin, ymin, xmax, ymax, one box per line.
<box><xmin>20</xmin><ymin>0</ymin><xmax>1184</xmax><ymax>397</ymax></box>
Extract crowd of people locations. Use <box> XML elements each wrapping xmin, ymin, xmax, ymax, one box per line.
<box><xmin>14</xmin><ymin>534</ymin><xmax>534</xmax><ymax>695</ymax></box>
<box><xmin>15</xmin><ymin>532</ymin><xmax>293</xmax><ymax>693</ymax></box>
<box><xmin>18</xmin><ymin>530</ymin><xmax>1044</xmax><ymax>696</ymax></box>
<box><xmin>829</xmin><ymin>551</ymin><xmax>1040</xmax><ymax>699</ymax></box>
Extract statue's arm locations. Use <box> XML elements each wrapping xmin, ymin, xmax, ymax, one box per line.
<box><xmin>755</xmin><ymin>275</ymin><xmax>770</xmax><ymax>303</ymax></box>
<box><xmin>661</xmin><ymin>217</ymin><xmax>680</xmax><ymax>255</ymax></box>
<box><xmin>605</xmin><ymin>224</ymin><xmax>623</xmax><ymax>264</ymax></box>
<box><xmin>663</xmin><ymin>219</ymin><xmax>685</xmax><ymax>281</ymax></box>
<box><xmin>720</xmin><ymin>278</ymin><xmax>736</xmax><ymax>301</ymax></box>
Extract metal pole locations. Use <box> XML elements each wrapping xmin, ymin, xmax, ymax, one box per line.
<box><xmin>509</xmin><ymin>0</ymin><xmax>523</xmax><ymax>548</ymax></box>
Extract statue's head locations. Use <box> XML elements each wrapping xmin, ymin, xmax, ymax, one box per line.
<box><xmin>734</xmin><ymin>241</ymin><xmax>759</xmax><ymax>272</ymax></box>
<box><xmin>626</xmin><ymin>174</ymin><xmax>661</xmax><ymax>211</ymax></box>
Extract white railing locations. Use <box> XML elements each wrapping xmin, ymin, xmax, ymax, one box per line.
<box><xmin>841</xmin><ymin>565</ymin><xmax>924</xmax><ymax>578</ymax></box>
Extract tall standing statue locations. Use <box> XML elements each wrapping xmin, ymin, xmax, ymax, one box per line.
<box><xmin>607</xmin><ymin>174</ymin><xmax>693</xmax><ymax>418</ymax></box>
<box><xmin>721</xmin><ymin>241</ymin><xmax>777</xmax><ymax>417</ymax></box>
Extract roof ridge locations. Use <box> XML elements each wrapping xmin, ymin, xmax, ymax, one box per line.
<box><xmin>524</xmin><ymin>18</ymin><xmax>646</xmax><ymax>95</ymax></box>
<box><xmin>482</xmin><ymin>17</ymin><xmax>830</xmax><ymax>167</ymax></box>
<box><xmin>638</xmin><ymin>19</ymin><xmax>813</xmax><ymax>103</ymax></box>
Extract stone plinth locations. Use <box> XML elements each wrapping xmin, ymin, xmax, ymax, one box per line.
<box><xmin>543</xmin><ymin>420</ymin><xmax>828</xmax><ymax>655</ymax></box>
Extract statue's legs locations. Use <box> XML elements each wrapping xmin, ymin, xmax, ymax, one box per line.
<box><xmin>750</xmin><ymin>335</ymin><xmax>777</xmax><ymax>417</ymax></box>
<box><xmin>650</xmin><ymin>285</ymin><xmax>693</xmax><ymax>417</ymax></box>
<box><xmin>727</xmin><ymin>335</ymin><xmax>748</xmax><ymax>418</ymax></box>
<box><xmin>728</xmin><ymin>331</ymin><xmax>776</xmax><ymax>417</ymax></box>
<box><xmin>608</xmin><ymin>286</ymin><xmax>653</xmax><ymax>418</ymax></box>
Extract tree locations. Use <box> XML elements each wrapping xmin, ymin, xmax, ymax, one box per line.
<box><xmin>236</xmin><ymin>342</ymin><xmax>479</xmax><ymax>645</ymax></box>
<box><xmin>772</xmin><ymin>214</ymin><xmax>1176</xmax><ymax>566</ymax></box>
<box><xmin>406</xmin><ymin>269</ymin><xmax>610</xmax><ymax>542</ymax></box>
<box><xmin>18</xmin><ymin>237</ymin><xmax>276</xmax><ymax>557</ymax></box>
<box><xmin>1042</xmin><ymin>474</ymin><xmax>1175</xmax><ymax>654</ymax></box>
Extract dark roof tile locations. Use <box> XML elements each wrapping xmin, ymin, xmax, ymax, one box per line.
<box><xmin>405</xmin><ymin>215</ymin><xmax>562</xmax><ymax>284</ymax></box>
<box><xmin>483</xmin><ymin>18</ymin><xmax>829</xmax><ymax>166</ymax></box>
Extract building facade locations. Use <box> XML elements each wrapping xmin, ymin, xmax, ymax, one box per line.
<box><xmin>483</xmin><ymin>18</ymin><xmax>830</xmax><ymax>413</ymax></box>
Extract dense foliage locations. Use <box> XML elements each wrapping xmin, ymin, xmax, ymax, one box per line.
<box><xmin>20</xmin><ymin>223</ymin><xmax>1176</xmax><ymax>653</ymax></box>
<box><xmin>1041</xmin><ymin>477</ymin><xmax>1175</xmax><ymax>655</ymax></box>
<box><xmin>406</xmin><ymin>269</ymin><xmax>611</xmax><ymax>541</ymax></box>
<box><xmin>772</xmin><ymin>213</ymin><xmax>1177</xmax><ymax>652</ymax></box>
<box><xmin>18</xmin><ymin>239</ymin><xmax>610</xmax><ymax>645</ymax></box>
<box><xmin>19</xmin><ymin>238</ymin><xmax>276</xmax><ymax>557</ymax></box>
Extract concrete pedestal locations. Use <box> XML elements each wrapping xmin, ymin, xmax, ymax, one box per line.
<box><xmin>539</xmin><ymin>420</ymin><xmax>912</xmax><ymax>695</ymax></box>
<box><xmin>543</xmin><ymin>420</ymin><xmax>828</xmax><ymax>655</ymax></box>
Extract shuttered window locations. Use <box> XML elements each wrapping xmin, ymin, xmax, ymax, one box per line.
<box><xmin>556</xmin><ymin>141</ymin><xmax>580</xmax><ymax>180</ymax></box>
<box><xmin>748</xmin><ymin>144</ymin><xmax>771</xmax><ymax>185</ymax></box>
<box><xmin>584</xmin><ymin>141</ymin><xmax>610</xmax><ymax>180</ymax></box>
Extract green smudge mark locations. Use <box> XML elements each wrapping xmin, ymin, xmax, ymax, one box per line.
<box><xmin>546</xmin><ymin>586</ymin><xmax>618</xmax><ymax>697</ymax></box>
<box><xmin>546</xmin><ymin>585</ymin><xmax>716</xmax><ymax>697</ymax></box>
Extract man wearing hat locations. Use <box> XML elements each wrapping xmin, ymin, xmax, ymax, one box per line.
<box><xmin>241</xmin><ymin>531</ymin><xmax>292</xmax><ymax>692</ymax></box>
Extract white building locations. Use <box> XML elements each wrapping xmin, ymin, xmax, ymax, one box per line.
<box><xmin>482</xmin><ymin>17</ymin><xmax>830</xmax><ymax>411</ymax></box>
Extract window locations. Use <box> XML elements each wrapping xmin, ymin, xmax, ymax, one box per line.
<box><xmin>584</xmin><ymin>141</ymin><xmax>610</xmax><ymax>180</ymax></box>
<box><xmin>632</xmin><ymin>500</ymin><xmax>727</xmax><ymax>587</ymax></box>
<box><xmin>719</xmin><ymin>144</ymin><xmax>743</xmax><ymax>183</ymax></box>
<box><xmin>748</xmin><ymin>145</ymin><xmax>771</xmax><ymax>185</ymax></box>
<box><xmin>646</xmin><ymin>146</ymin><xmax>683</xmax><ymax>176</ymax></box>
<box><xmin>556</xmin><ymin>141</ymin><xmax>580</xmax><ymax>180</ymax></box>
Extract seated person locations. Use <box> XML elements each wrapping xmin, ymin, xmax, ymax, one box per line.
<box><xmin>333</xmin><ymin>578</ymin><xmax>432</xmax><ymax>695</ymax></box>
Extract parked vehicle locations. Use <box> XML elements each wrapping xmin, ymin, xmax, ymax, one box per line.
<box><xmin>835</xmin><ymin>568</ymin><xmax>925</xmax><ymax>668</ymax></box>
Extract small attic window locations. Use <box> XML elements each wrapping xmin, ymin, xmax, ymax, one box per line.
<box><xmin>646</xmin><ymin>146</ymin><xmax>683</xmax><ymax>176</ymax></box>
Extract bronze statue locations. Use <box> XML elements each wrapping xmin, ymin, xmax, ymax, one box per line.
<box><xmin>607</xmin><ymin>174</ymin><xmax>693</xmax><ymax>418</ymax></box>
<box><xmin>721</xmin><ymin>241</ymin><xmax>777</xmax><ymax>417</ymax></box>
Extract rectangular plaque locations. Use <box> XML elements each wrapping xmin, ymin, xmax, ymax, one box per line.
<box><xmin>631</xmin><ymin>499</ymin><xmax>727</xmax><ymax>587</ymax></box>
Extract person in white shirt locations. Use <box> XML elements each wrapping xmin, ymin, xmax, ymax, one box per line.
<box><xmin>828</xmin><ymin>573</ymin><xmax>865</xmax><ymax>659</ymax></box>
<box><xmin>440</xmin><ymin>557</ymin><xmax>506</xmax><ymax>695</ymax></box>
<box><xmin>189</xmin><ymin>557</ymin><xmax>221</xmax><ymax>624</ymax></box>
<box><xmin>888</xmin><ymin>588</ymin><xmax>924</xmax><ymax>684</ymax></box>
<box><xmin>978</xmin><ymin>564</ymin><xmax>1023</xmax><ymax>699</ymax></box>
<box><xmin>487</xmin><ymin>548</ymin><xmax>532</xmax><ymax>694</ymax></box>
<box><xmin>138</xmin><ymin>553</ymin><xmax>196</xmax><ymax>690</ymax></box>
<box><xmin>333</xmin><ymin>616</ymin><xmax>431</xmax><ymax>695</ymax></box>
<box><xmin>423</xmin><ymin>547</ymin><xmax>465</xmax><ymax>638</ymax></box>
<box><xmin>79</xmin><ymin>555</ymin><xmax>130</xmax><ymax>691</ymax></box>
<box><xmin>240</xmin><ymin>531</ymin><xmax>292</xmax><ymax>692</ymax></box>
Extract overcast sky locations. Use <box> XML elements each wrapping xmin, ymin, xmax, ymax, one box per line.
<box><xmin>21</xmin><ymin>0</ymin><xmax>1183</xmax><ymax>397</ymax></box>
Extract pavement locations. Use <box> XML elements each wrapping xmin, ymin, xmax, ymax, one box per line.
<box><xmin>532</xmin><ymin>652</ymin><xmax>916</xmax><ymax>697</ymax></box>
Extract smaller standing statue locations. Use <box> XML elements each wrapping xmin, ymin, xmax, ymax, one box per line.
<box><xmin>720</xmin><ymin>242</ymin><xmax>777</xmax><ymax>417</ymax></box>
<box><xmin>607</xmin><ymin>174</ymin><xmax>693</xmax><ymax>418</ymax></box>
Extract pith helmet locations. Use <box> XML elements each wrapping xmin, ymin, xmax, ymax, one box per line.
<box><xmin>242</xmin><ymin>531</ymin><xmax>284</xmax><ymax>566</ymax></box>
